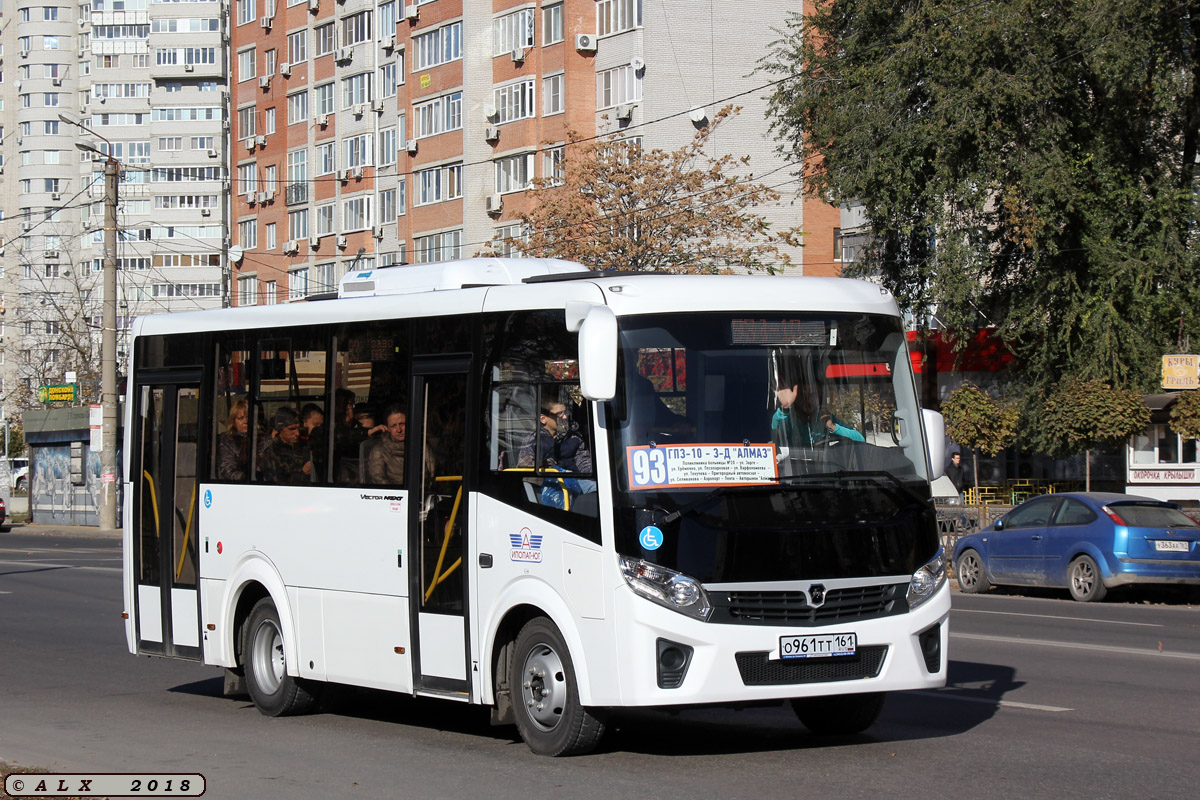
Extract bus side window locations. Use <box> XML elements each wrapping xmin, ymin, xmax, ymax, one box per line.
<box><xmin>212</xmin><ymin>336</ymin><xmax>252</xmax><ymax>482</ymax></box>
<box><xmin>331</xmin><ymin>321</ymin><xmax>410</xmax><ymax>487</ymax></box>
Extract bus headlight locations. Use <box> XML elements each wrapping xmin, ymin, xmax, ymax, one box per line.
<box><xmin>907</xmin><ymin>547</ymin><xmax>947</xmax><ymax>610</ymax></box>
<box><xmin>619</xmin><ymin>556</ymin><xmax>713</xmax><ymax>621</ymax></box>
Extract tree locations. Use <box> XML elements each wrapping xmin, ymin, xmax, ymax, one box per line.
<box><xmin>1169</xmin><ymin>391</ymin><xmax>1200</xmax><ymax>441</ymax></box>
<box><xmin>764</xmin><ymin>1</ymin><xmax>1200</xmax><ymax>395</ymax></box>
<box><xmin>1033</xmin><ymin>378</ymin><xmax>1149</xmax><ymax>490</ymax></box>
<box><xmin>940</xmin><ymin>382</ymin><xmax>1019</xmax><ymax>489</ymax></box>
<box><xmin>508</xmin><ymin>106</ymin><xmax>801</xmax><ymax>273</ymax></box>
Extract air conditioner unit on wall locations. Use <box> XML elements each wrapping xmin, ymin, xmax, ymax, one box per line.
<box><xmin>184</xmin><ymin>64</ymin><xmax>194</xmax><ymax>72</ymax></box>
<box><xmin>336</xmin><ymin>235</ymin><xmax>348</xmax><ymax>249</ymax></box>
<box><xmin>405</xmin><ymin>139</ymin><xmax>418</xmax><ymax>155</ymax></box>
<box><xmin>337</xmin><ymin>48</ymin><xmax>353</xmax><ymax>63</ymax></box>
<box><xmin>279</xmin><ymin>62</ymin><xmax>291</xmax><ymax>77</ymax></box>
<box><xmin>484</xmin><ymin>126</ymin><xmax>499</xmax><ymax>142</ymax></box>
<box><xmin>616</xmin><ymin>104</ymin><xmax>634</xmax><ymax>121</ymax></box>
<box><xmin>309</xmin><ymin>235</ymin><xmax>320</xmax><ymax>247</ymax></box>
<box><xmin>259</xmin><ymin>76</ymin><xmax>271</xmax><ymax>89</ymax></box>
<box><xmin>384</xmin><ymin>34</ymin><xmax>397</xmax><ymax>51</ymax></box>
<box><xmin>404</xmin><ymin>4</ymin><xmax>419</xmax><ymax>21</ymax></box>
<box><xmin>256</xmin><ymin>134</ymin><xmax>268</xmax><ymax>146</ymax></box>
<box><xmin>373</xmin><ymin>226</ymin><xmax>384</xmax><ymax>239</ymax></box>
<box><xmin>575</xmin><ymin>34</ymin><xmax>597</xmax><ymax>53</ymax></box>
<box><xmin>283</xmin><ymin>240</ymin><xmax>299</xmax><ymax>254</ymax></box>
<box><xmin>485</xmin><ymin>194</ymin><xmax>503</xmax><ymax>214</ymax></box>
<box><xmin>260</xmin><ymin>15</ymin><xmax>273</xmax><ymax>30</ymax></box>
<box><xmin>316</xmin><ymin>114</ymin><xmax>329</xmax><ymax>126</ymax></box>
<box><xmin>309</xmin><ymin>0</ymin><xmax>319</xmax><ymax>12</ymax></box>
<box><xmin>353</xmin><ymin>103</ymin><xmax>366</xmax><ymax>117</ymax></box>
<box><xmin>511</xmin><ymin>48</ymin><xmax>525</xmax><ymax>64</ymax></box>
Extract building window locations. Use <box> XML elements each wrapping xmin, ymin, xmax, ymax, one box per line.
<box><xmin>237</xmin><ymin>106</ymin><xmax>257</xmax><ymax>140</ymax></box>
<box><xmin>543</xmin><ymin>73</ymin><xmax>564</xmax><ymax>116</ymax></box>
<box><xmin>415</xmin><ymin>162</ymin><xmax>462</xmax><ymax>205</ymax></box>
<box><xmin>379</xmin><ymin>189</ymin><xmax>396</xmax><ymax>224</ymax></box>
<box><xmin>264</xmin><ymin>281</ymin><xmax>277</xmax><ymax>306</ymax></box>
<box><xmin>316</xmin><ymin>204</ymin><xmax>335</xmax><ymax>235</ymax></box>
<box><xmin>495</xmin><ymin>152</ymin><xmax>534</xmax><ymax>194</ymax></box>
<box><xmin>344</xmin><ymin>133</ymin><xmax>374</xmax><ymax>168</ymax></box>
<box><xmin>343</xmin><ymin>194</ymin><xmax>369</xmax><ymax>230</ymax></box>
<box><xmin>597</xmin><ymin>64</ymin><xmax>642</xmax><ymax>108</ymax></box>
<box><xmin>494</xmin><ymin>8</ymin><xmax>534</xmax><ymax>56</ymax></box>
<box><xmin>236</xmin><ymin>0</ymin><xmax>258</xmax><ymax>26</ymax></box>
<box><xmin>493</xmin><ymin>224</ymin><xmax>528</xmax><ymax>258</ymax></box>
<box><xmin>287</xmin><ymin>91</ymin><xmax>308</xmax><ymax>125</ymax></box>
<box><xmin>413</xmin><ymin>22</ymin><xmax>462</xmax><ymax>70</ymax></box>
<box><xmin>288</xmin><ymin>30</ymin><xmax>308</xmax><ymax>64</ymax></box>
<box><xmin>379</xmin><ymin>127</ymin><xmax>398</xmax><ymax>167</ymax></box>
<box><xmin>341</xmin><ymin>72</ymin><xmax>372</xmax><ymax>108</ymax></box>
<box><xmin>495</xmin><ymin>80</ymin><xmax>535</xmax><ymax>124</ymax></box>
<box><xmin>316</xmin><ymin>142</ymin><xmax>336</xmax><ymax>175</ymax></box>
<box><xmin>289</xmin><ymin>208</ymin><xmax>309</xmax><ymax>240</ymax></box>
<box><xmin>237</xmin><ymin>219</ymin><xmax>258</xmax><ymax>249</ymax></box>
<box><xmin>414</xmin><ymin>230</ymin><xmax>462</xmax><ymax>263</ymax></box>
<box><xmin>238</xmin><ymin>276</ymin><xmax>258</xmax><ymax>306</ymax></box>
<box><xmin>380</xmin><ymin>62</ymin><xmax>398</xmax><ymax>98</ymax></box>
<box><xmin>342</xmin><ymin>11</ymin><xmax>372</xmax><ymax>46</ymax></box>
<box><xmin>543</xmin><ymin>3</ymin><xmax>564</xmax><ymax>45</ymax></box>
<box><xmin>266</xmin><ymin>222</ymin><xmax>277</xmax><ymax>251</ymax></box>
<box><xmin>597</xmin><ymin>0</ymin><xmax>642</xmax><ymax>36</ymax></box>
<box><xmin>314</xmin><ymin>23</ymin><xmax>336</xmax><ymax>57</ymax></box>
<box><xmin>288</xmin><ymin>268</ymin><xmax>309</xmax><ymax>300</ymax></box>
<box><xmin>314</xmin><ymin>82</ymin><xmax>335</xmax><ymax>116</ymax></box>
<box><xmin>544</xmin><ymin>146</ymin><xmax>565</xmax><ymax>186</ymax></box>
<box><xmin>237</xmin><ymin>48</ymin><xmax>256</xmax><ymax>81</ymax></box>
<box><xmin>414</xmin><ymin>91</ymin><xmax>462</xmax><ymax>138</ymax></box>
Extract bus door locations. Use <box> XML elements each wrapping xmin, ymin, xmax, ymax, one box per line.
<box><xmin>408</xmin><ymin>357</ymin><xmax>472</xmax><ymax>697</ymax></box>
<box><xmin>132</xmin><ymin>371</ymin><xmax>203</xmax><ymax>660</ymax></box>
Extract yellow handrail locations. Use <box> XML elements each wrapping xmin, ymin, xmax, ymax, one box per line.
<box><xmin>175</xmin><ymin>481</ymin><xmax>197</xmax><ymax>581</ymax></box>
<box><xmin>142</xmin><ymin>470</ymin><xmax>161</xmax><ymax>539</ymax></box>
<box><xmin>424</xmin><ymin>476</ymin><xmax>463</xmax><ymax>603</ymax></box>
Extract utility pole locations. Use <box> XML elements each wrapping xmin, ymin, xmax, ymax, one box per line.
<box><xmin>100</xmin><ymin>155</ymin><xmax>119</xmax><ymax>530</ymax></box>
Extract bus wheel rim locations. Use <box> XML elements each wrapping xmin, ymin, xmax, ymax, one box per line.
<box><xmin>252</xmin><ymin>619</ymin><xmax>285</xmax><ymax>694</ymax></box>
<box><xmin>521</xmin><ymin>643</ymin><xmax>566</xmax><ymax>732</ymax></box>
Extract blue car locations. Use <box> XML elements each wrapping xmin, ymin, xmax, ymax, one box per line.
<box><xmin>953</xmin><ymin>492</ymin><xmax>1200</xmax><ymax>601</ymax></box>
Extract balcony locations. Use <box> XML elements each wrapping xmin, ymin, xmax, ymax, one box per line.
<box><xmin>285</xmin><ymin>183</ymin><xmax>309</xmax><ymax>206</ymax></box>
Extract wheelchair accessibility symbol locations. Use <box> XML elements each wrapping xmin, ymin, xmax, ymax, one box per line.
<box><xmin>203</xmin><ymin>489</ymin><xmax>212</xmax><ymax>509</ymax></box>
<box><xmin>639</xmin><ymin>525</ymin><xmax>663</xmax><ymax>551</ymax></box>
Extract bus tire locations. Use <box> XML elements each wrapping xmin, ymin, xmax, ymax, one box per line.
<box><xmin>243</xmin><ymin>598</ymin><xmax>318</xmax><ymax>717</ymax></box>
<box><xmin>510</xmin><ymin>616</ymin><xmax>605</xmax><ymax>756</ymax></box>
<box><xmin>791</xmin><ymin>692</ymin><xmax>886</xmax><ymax>735</ymax></box>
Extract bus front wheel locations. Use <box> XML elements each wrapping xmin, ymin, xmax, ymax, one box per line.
<box><xmin>791</xmin><ymin>692</ymin><xmax>885</xmax><ymax>735</ymax></box>
<box><xmin>243</xmin><ymin>598</ymin><xmax>319</xmax><ymax>717</ymax></box>
<box><xmin>510</xmin><ymin>616</ymin><xmax>605</xmax><ymax>756</ymax></box>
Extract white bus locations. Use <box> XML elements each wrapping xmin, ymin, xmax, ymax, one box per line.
<box><xmin>122</xmin><ymin>258</ymin><xmax>949</xmax><ymax>756</ymax></box>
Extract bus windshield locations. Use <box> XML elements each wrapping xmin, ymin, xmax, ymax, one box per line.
<box><xmin>607</xmin><ymin>311</ymin><xmax>937</xmax><ymax>583</ymax></box>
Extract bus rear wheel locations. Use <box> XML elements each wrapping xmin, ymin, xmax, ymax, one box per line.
<box><xmin>243</xmin><ymin>598</ymin><xmax>318</xmax><ymax>717</ymax></box>
<box><xmin>791</xmin><ymin>692</ymin><xmax>886</xmax><ymax>735</ymax></box>
<box><xmin>510</xmin><ymin>616</ymin><xmax>605</xmax><ymax>756</ymax></box>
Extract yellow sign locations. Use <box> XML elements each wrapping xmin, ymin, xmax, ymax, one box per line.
<box><xmin>420</xmin><ymin>73</ymin><xmax>432</xmax><ymax>88</ymax></box>
<box><xmin>38</xmin><ymin>384</ymin><xmax>78</xmax><ymax>403</ymax></box>
<box><xmin>1162</xmin><ymin>354</ymin><xmax>1199</xmax><ymax>390</ymax></box>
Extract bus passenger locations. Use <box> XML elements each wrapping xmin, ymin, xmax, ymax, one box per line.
<box><xmin>217</xmin><ymin>398</ymin><xmax>250</xmax><ymax>480</ymax></box>
<box><xmin>772</xmin><ymin>384</ymin><xmax>864</xmax><ymax>448</ymax></box>
<box><xmin>261</xmin><ymin>407</ymin><xmax>313</xmax><ymax>485</ymax></box>
<box><xmin>300</xmin><ymin>403</ymin><xmax>327</xmax><ymax>479</ymax></box>
<box><xmin>365</xmin><ymin>406</ymin><xmax>406</xmax><ymax>485</ymax></box>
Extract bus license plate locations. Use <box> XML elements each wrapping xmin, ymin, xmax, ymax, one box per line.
<box><xmin>1154</xmin><ymin>540</ymin><xmax>1189</xmax><ymax>552</ymax></box>
<box><xmin>780</xmin><ymin>632</ymin><xmax>857</xmax><ymax>660</ymax></box>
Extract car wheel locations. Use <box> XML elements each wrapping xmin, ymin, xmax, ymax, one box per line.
<box><xmin>1068</xmin><ymin>555</ymin><xmax>1107</xmax><ymax>602</ymax></box>
<box><xmin>15</xmin><ymin>477</ymin><xmax>26</xmax><ymax>493</ymax></box>
<box><xmin>510</xmin><ymin>616</ymin><xmax>605</xmax><ymax>756</ymax></box>
<box><xmin>956</xmin><ymin>549</ymin><xmax>991</xmax><ymax>593</ymax></box>
<box><xmin>243</xmin><ymin>598</ymin><xmax>319</xmax><ymax>716</ymax></box>
<box><xmin>791</xmin><ymin>692</ymin><xmax>886</xmax><ymax>735</ymax></box>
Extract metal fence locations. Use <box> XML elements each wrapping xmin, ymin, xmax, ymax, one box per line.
<box><xmin>934</xmin><ymin>503</ymin><xmax>1011</xmax><ymax>551</ymax></box>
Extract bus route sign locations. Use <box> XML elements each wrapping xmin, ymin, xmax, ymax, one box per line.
<box><xmin>38</xmin><ymin>384</ymin><xmax>77</xmax><ymax>403</ymax></box>
<box><xmin>625</xmin><ymin>443</ymin><xmax>779</xmax><ymax>490</ymax></box>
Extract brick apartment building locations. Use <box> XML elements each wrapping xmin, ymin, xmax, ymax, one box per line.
<box><xmin>228</xmin><ymin>0</ymin><xmax>843</xmax><ymax>306</ymax></box>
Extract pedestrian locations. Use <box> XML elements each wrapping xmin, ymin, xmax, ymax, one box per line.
<box><xmin>946</xmin><ymin>451</ymin><xmax>970</xmax><ymax>503</ymax></box>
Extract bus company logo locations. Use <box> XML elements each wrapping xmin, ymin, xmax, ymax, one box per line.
<box><xmin>509</xmin><ymin>527</ymin><xmax>543</xmax><ymax>563</ymax></box>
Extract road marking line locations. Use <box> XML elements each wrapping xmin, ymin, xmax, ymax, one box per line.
<box><xmin>0</xmin><ymin>559</ymin><xmax>121</xmax><ymax>574</ymax></box>
<box><xmin>954</xmin><ymin>608</ymin><xmax>1163</xmax><ymax>627</ymax></box>
<box><xmin>951</xmin><ymin>631</ymin><xmax>1200</xmax><ymax>660</ymax></box>
<box><xmin>911</xmin><ymin>690</ymin><xmax>1073</xmax><ymax>712</ymax></box>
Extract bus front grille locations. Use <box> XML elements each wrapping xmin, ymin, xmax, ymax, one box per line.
<box><xmin>709</xmin><ymin>583</ymin><xmax>908</xmax><ymax>626</ymax></box>
<box><xmin>734</xmin><ymin>646</ymin><xmax>888</xmax><ymax>686</ymax></box>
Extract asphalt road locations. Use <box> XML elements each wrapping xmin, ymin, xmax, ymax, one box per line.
<box><xmin>2</xmin><ymin>530</ymin><xmax>1198</xmax><ymax>800</ymax></box>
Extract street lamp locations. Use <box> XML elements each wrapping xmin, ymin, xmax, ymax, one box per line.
<box><xmin>60</xmin><ymin>114</ymin><xmax>120</xmax><ymax>531</ymax></box>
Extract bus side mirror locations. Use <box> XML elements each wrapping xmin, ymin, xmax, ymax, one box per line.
<box><xmin>578</xmin><ymin>305</ymin><xmax>617</xmax><ymax>401</ymax></box>
<box><xmin>923</xmin><ymin>408</ymin><xmax>945</xmax><ymax>480</ymax></box>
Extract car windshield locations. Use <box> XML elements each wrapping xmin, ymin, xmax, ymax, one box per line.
<box><xmin>1114</xmin><ymin>504</ymin><xmax>1200</xmax><ymax>528</ymax></box>
<box><xmin>604</xmin><ymin>311</ymin><xmax>937</xmax><ymax>583</ymax></box>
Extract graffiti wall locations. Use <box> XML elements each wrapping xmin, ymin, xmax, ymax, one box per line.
<box><xmin>30</xmin><ymin>445</ymin><xmax>123</xmax><ymax>527</ymax></box>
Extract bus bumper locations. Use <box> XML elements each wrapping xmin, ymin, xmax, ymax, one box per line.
<box><xmin>605</xmin><ymin>581</ymin><xmax>950</xmax><ymax>708</ymax></box>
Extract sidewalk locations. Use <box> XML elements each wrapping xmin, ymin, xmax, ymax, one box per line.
<box><xmin>3</xmin><ymin>520</ymin><xmax>121</xmax><ymax>539</ymax></box>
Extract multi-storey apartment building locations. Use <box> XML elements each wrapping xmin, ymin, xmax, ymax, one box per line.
<box><xmin>0</xmin><ymin>0</ymin><xmax>229</xmax><ymax>417</ymax></box>
<box><xmin>229</xmin><ymin>0</ymin><xmax>842</xmax><ymax>304</ymax></box>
